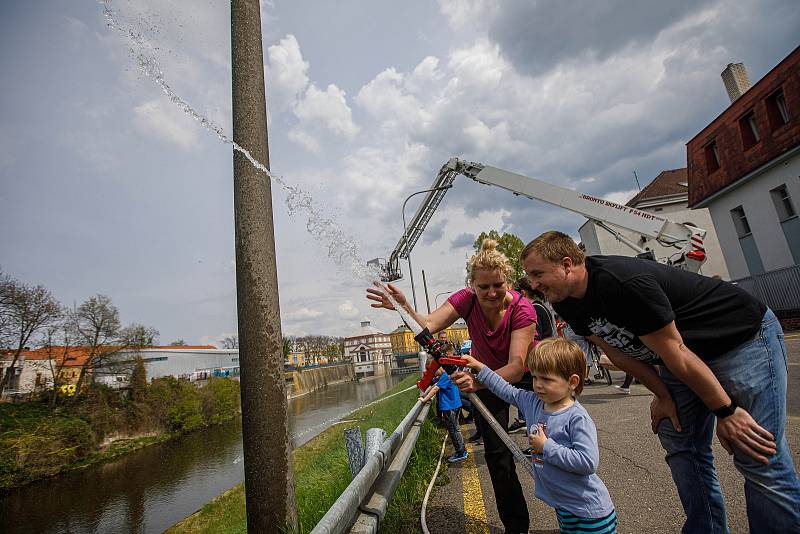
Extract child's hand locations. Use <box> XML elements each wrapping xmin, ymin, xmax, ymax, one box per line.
<box><xmin>529</xmin><ymin>423</ymin><xmax>547</xmax><ymax>454</ymax></box>
<box><xmin>460</xmin><ymin>355</ymin><xmax>484</xmax><ymax>372</ymax></box>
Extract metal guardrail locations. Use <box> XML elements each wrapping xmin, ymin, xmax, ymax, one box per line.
<box><xmin>310</xmin><ymin>399</ymin><xmax>430</xmax><ymax>534</ymax></box>
<box><xmin>732</xmin><ymin>264</ymin><xmax>800</xmax><ymax>313</ymax></box>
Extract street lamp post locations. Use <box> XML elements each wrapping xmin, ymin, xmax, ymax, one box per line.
<box><xmin>434</xmin><ymin>290</ymin><xmax>453</xmax><ymax>309</ymax></box>
<box><xmin>231</xmin><ymin>1</ymin><xmax>296</xmax><ymax>529</ymax></box>
<box><xmin>401</xmin><ymin>185</ymin><xmax>452</xmax><ymax>312</ymax></box>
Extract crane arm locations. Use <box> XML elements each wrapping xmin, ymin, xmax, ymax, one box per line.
<box><xmin>375</xmin><ymin>157</ymin><xmax>706</xmax><ymax>281</ymax></box>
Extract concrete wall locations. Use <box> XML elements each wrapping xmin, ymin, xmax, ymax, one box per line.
<box><xmin>706</xmin><ymin>155</ymin><xmax>800</xmax><ymax>279</ymax></box>
<box><xmin>286</xmin><ymin>363</ymin><xmax>355</xmax><ymax>398</ymax></box>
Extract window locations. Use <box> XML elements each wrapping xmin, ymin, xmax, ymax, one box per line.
<box><xmin>730</xmin><ymin>205</ymin><xmax>751</xmax><ymax>237</ymax></box>
<box><xmin>766</xmin><ymin>89</ymin><xmax>790</xmax><ymax>130</ymax></box>
<box><xmin>771</xmin><ymin>184</ymin><xmax>796</xmax><ymax>221</ymax></box>
<box><xmin>704</xmin><ymin>141</ymin><xmax>720</xmax><ymax>172</ymax></box>
<box><xmin>738</xmin><ymin>110</ymin><xmax>760</xmax><ymax>149</ymax></box>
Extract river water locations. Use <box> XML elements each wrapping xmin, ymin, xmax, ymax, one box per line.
<box><xmin>0</xmin><ymin>374</ymin><xmax>403</xmax><ymax>533</ymax></box>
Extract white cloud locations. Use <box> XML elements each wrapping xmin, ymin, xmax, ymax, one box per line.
<box><xmin>447</xmin><ymin>38</ymin><xmax>507</xmax><ymax>94</ymax></box>
<box><xmin>132</xmin><ymin>99</ymin><xmax>199</xmax><ymax>150</ymax></box>
<box><xmin>288</xmin><ymin>127</ymin><xmax>321</xmax><ymax>153</ymax></box>
<box><xmin>267</xmin><ymin>34</ymin><xmax>310</xmax><ymax>111</ymax></box>
<box><xmin>338</xmin><ymin>300</ymin><xmax>360</xmax><ymax>320</ymax></box>
<box><xmin>356</xmin><ymin>67</ymin><xmax>430</xmax><ymax>132</ymax></box>
<box><xmin>295</xmin><ymin>84</ymin><xmax>359</xmax><ymax>138</ymax></box>
<box><xmin>338</xmin><ymin>142</ymin><xmax>431</xmax><ymax>216</ymax></box>
<box><xmin>266</xmin><ymin>34</ymin><xmax>359</xmax><ymax>152</ymax></box>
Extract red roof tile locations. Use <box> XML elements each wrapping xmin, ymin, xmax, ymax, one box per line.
<box><xmin>626</xmin><ymin>168</ymin><xmax>688</xmax><ymax>207</ymax></box>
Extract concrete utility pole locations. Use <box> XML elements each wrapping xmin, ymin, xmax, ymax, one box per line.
<box><xmin>231</xmin><ymin>0</ymin><xmax>298</xmax><ymax>531</ymax></box>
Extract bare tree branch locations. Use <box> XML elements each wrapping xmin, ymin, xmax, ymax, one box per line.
<box><xmin>0</xmin><ymin>272</ymin><xmax>62</xmax><ymax>395</ymax></box>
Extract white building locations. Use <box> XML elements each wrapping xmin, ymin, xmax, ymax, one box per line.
<box><xmin>95</xmin><ymin>347</ymin><xmax>240</xmax><ymax>388</ymax></box>
<box><xmin>0</xmin><ymin>352</ymin><xmax>54</xmax><ymax>398</ymax></box>
<box><xmin>579</xmin><ymin>168</ymin><xmax>730</xmax><ymax>279</ymax></box>
<box><xmin>344</xmin><ymin>321</ymin><xmax>392</xmax><ymax>378</ymax></box>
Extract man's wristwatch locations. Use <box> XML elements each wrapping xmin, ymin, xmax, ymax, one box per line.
<box><xmin>712</xmin><ymin>399</ymin><xmax>738</xmax><ymax>419</ymax></box>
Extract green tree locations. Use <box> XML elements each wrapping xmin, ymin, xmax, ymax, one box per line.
<box><xmin>473</xmin><ymin>230</ymin><xmax>526</xmax><ymax>281</ymax></box>
<box><xmin>129</xmin><ymin>357</ymin><xmax>147</xmax><ymax>403</ymax></box>
<box><xmin>282</xmin><ymin>336</ymin><xmax>292</xmax><ymax>360</ymax></box>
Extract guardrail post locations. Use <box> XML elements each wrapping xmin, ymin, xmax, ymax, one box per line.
<box><xmin>364</xmin><ymin>428</ymin><xmax>387</xmax><ymax>460</ymax></box>
<box><xmin>345</xmin><ymin>427</ymin><xmax>365</xmax><ymax>479</ymax></box>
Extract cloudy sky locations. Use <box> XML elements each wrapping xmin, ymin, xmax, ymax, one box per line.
<box><xmin>1</xmin><ymin>1</ymin><xmax>797</xmax><ymax>344</ymax></box>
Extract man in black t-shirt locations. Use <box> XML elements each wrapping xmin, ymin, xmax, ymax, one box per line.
<box><xmin>521</xmin><ymin>231</ymin><xmax>800</xmax><ymax>534</ymax></box>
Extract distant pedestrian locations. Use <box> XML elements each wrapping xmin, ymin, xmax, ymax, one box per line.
<box><xmin>615</xmin><ymin>373</ymin><xmax>633</xmax><ymax>395</ymax></box>
<box><xmin>561</xmin><ymin>323</ymin><xmax>595</xmax><ymax>385</ymax></box>
<box><xmin>462</xmin><ymin>337</ymin><xmax>618</xmax><ymax>533</ymax></box>
<box><xmin>514</xmin><ymin>276</ymin><xmax>556</xmax><ymax>341</ymax></box>
<box><xmin>522</xmin><ymin>231</ymin><xmax>800</xmax><ymax>533</ymax></box>
<box><xmin>419</xmin><ymin>366</ymin><xmax>468</xmax><ymax>463</ymax></box>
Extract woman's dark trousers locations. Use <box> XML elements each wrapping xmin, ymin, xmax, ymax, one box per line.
<box><xmin>474</xmin><ymin>388</ymin><xmax>529</xmax><ymax>532</ymax></box>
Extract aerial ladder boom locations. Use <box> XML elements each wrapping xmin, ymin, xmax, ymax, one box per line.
<box><xmin>375</xmin><ymin>157</ymin><xmax>707</xmax><ymax>282</ymax></box>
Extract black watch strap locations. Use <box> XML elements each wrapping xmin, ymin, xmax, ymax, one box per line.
<box><xmin>712</xmin><ymin>399</ymin><xmax>738</xmax><ymax>419</ymax></box>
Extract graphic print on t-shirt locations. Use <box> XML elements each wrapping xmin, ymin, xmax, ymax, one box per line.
<box><xmin>587</xmin><ymin>316</ymin><xmax>661</xmax><ymax>364</ymax></box>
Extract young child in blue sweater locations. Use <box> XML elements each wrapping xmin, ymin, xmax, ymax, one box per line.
<box><xmin>462</xmin><ymin>337</ymin><xmax>617</xmax><ymax>534</ymax></box>
<box><xmin>419</xmin><ymin>366</ymin><xmax>468</xmax><ymax>463</ymax></box>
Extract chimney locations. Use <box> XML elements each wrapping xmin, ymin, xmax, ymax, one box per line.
<box><xmin>360</xmin><ymin>320</ymin><xmax>370</xmax><ymax>328</ymax></box>
<box><xmin>721</xmin><ymin>63</ymin><xmax>752</xmax><ymax>103</ymax></box>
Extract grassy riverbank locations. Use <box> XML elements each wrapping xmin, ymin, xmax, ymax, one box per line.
<box><xmin>0</xmin><ymin>376</ymin><xmax>241</xmax><ymax>491</ymax></box>
<box><xmin>167</xmin><ymin>375</ymin><xmax>448</xmax><ymax>534</ymax></box>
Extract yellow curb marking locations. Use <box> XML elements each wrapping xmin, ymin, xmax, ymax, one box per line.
<box><xmin>462</xmin><ymin>441</ymin><xmax>490</xmax><ymax>534</ymax></box>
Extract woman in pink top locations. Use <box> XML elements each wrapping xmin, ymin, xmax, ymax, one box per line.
<box><xmin>368</xmin><ymin>239</ymin><xmax>536</xmax><ymax>533</ymax></box>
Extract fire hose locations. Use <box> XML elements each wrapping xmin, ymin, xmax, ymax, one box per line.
<box><xmin>413</xmin><ymin>327</ymin><xmax>536</xmax><ymax>479</ymax></box>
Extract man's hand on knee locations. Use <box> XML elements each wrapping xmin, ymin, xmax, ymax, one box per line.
<box><xmin>716</xmin><ymin>408</ymin><xmax>776</xmax><ymax>464</ymax></box>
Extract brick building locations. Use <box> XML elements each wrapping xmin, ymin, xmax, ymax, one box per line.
<box><xmin>687</xmin><ymin>46</ymin><xmax>800</xmax><ymax>317</ymax></box>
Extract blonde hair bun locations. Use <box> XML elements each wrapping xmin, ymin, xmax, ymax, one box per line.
<box><xmin>480</xmin><ymin>239</ymin><xmax>499</xmax><ymax>252</ymax></box>
<box><xmin>467</xmin><ymin>238</ymin><xmax>513</xmax><ymax>284</ymax></box>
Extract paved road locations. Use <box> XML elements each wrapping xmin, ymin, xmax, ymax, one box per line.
<box><xmin>425</xmin><ymin>334</ymin><xmax>800</xmax><ymax>534</ymax></box>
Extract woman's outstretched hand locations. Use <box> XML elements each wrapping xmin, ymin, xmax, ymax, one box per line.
<box><xmin>366</xmin><ymin>282</ymin><xmax>407</xmax><ymax>310</ymax></box>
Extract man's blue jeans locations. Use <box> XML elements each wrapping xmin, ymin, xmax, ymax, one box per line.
<box><xmin>657</xmin><ymin>309</ymin><xmax>800</xmax><ymax>534</ymax></box>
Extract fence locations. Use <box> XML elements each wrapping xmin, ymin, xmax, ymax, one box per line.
<box><xmin>732</xmin><ymin>264</ymin><xmax>800</xmax><ymax>313</ymax></box>
<box><xmin>310</xmin><ymin>397</ymin><xmax>429</xmax><ymax>534</ymax></box>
